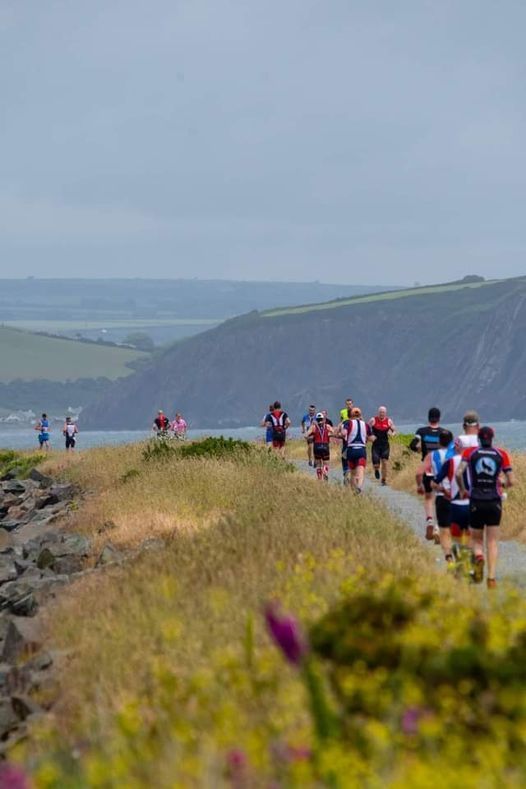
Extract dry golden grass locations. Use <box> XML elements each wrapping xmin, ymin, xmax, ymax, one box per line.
<box><xmin>25</xmin><ymin>441</ymin><xmax>434</xmax><ymax>785</ymax></box>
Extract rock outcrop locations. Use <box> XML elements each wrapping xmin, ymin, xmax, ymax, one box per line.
<box><xmin>0</xmin><ymin>469</ymin><xmax>88</xmax><ymax>751</ymax></box>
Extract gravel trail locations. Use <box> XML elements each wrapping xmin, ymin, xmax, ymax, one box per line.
<box><xmin>297</xmin><ymin>460</ymin><xmax>526</xmax><ymax>587</ymax></box>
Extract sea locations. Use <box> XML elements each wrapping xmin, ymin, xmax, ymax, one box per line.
<box><xmin>2</xmin><ymin>422</ymin><xmax>526</xmax><ymax>452</ymax></box>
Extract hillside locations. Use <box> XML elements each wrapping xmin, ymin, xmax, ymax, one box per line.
<box><xmin>0</xmin><ymin>327</ymin><xmax>146</xmax><ymax>383</ymax></box>
<box><xmin>0</xmin><ymin>278</ymin><xmax>396</xmax><ymax>345</ymax></box>
<box><xmin>82</xmin><ymin>276</ymin><xmax>526</xmax><ymax>428</ymax></box>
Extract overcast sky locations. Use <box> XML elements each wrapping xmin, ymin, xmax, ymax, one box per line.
<box><xmin>0</xmin><ymin>0</ymin><xmax>524</xmax><ymax>285</ymax></box>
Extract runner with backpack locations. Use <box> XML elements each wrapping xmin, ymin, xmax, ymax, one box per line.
<box><xmin>265</xmin><ymin>401</ymin><xmax>291</xmax><ymax>456</ymax></box>
<box><xmin>305</xmin><ymin>412</ymin><xmax>334</xmax><ymax>481</ymax></box>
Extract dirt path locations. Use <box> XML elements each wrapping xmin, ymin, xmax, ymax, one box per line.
<box><xmin>297</xmin><ymin>460</ymin><xmax>526</xmax><ymax>587</ymax></box>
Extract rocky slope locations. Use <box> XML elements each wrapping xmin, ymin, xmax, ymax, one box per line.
<box><xmin>82</xmin><ymin>277</ymin><xmax>526</xmax><ymax>427</ymax></box>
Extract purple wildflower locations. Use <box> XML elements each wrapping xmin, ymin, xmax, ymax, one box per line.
<box><xmin>264</xmin><ymin>603</ymin><xmax>307</xmax><ymax>666</ymax></box>
<box><xmin>401</xmin><ymin>706</ymin><xmax>423</xmax><ymax>735</ymax></box>
<box><xmin>0</xmin><ymin>764</ymin><xmax>30</xmax><ymax>789</ymax></box>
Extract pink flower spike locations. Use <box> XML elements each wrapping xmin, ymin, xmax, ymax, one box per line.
<box><xmin>264</xmin><ymin>603</ymin><xmax>307</xmax><ymax>666</ymax></box>
<box><xmin>0</xmin><ymin>764</ymin><xmax>30</xmax><ymax>789</ymax></box>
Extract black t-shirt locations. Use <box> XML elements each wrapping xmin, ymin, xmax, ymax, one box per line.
<box><xmin>414</xmin><ymin>425</ymin><xmax>447</xmax><ymax>461</ymax></box>
<box><xmin>466</xmin><ymin>446</ymin><xmax>512</xmax><ymax>502</ymax></box>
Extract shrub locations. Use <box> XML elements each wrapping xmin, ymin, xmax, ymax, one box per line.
<box><xmin>142</xmin><ymin>435</ymin><xmax>295</xmax><ymax>472</ymax></box>
<box><xmin>0</xmin><ymin>450</ymin><xmax>43</xmax><ymax>478</ymax></box>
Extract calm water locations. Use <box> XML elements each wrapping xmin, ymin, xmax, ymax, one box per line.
<box><xmin>2</xmin><ymin>421</ymin><xmax>526</xmax><ymax>452</ymax></box>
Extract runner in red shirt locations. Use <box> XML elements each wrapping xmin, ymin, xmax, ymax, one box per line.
<box><xmin>265</xmin><ymin>401</ymin><xmax>291</xmax><ymax>457</ymax></box>
<box><xmin>456</xmin><ymin>426</ymin><xmax>514</xmax><ymax>588</ymax></box>
<box><xmin>368</xmin><ymin>406</ymin><xmax>396</xmax><ymax>486</ymax></box>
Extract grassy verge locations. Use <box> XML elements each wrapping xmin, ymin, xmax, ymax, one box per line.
<box><xmin>21</xmin><ymin>440</ymin><xmax>431</xmax><ymax>786</ymax></box>
<box><xmin>13</xmin><ymin>438</ymin><xmax>526</xmax><ymax>786</ymax></box>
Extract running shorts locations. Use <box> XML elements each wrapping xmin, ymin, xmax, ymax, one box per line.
<box><xmin>306</xmin><ymin>436</ymin><xmax>314</xmax><ymax>445</ymax></box>
<box><xmin>272</xmin><ymin>437</ymin><xmax>286</xmax><ymax>448</ymax></box>
<box><xmin>450</xmin><ymin>503</ymin><xmax>470</xmax><ymax>533</ymax></box>
<box><xmin>65</xmin><ymin>435</ymin><xmax>76</xmax><ymax>449</ymax></box>
<box><xmin>469</xmin><ymin>500</ymin><xmax>502</xmax><ymax>529</ymax></box>
<box><xmin>435</xmin><ymin>496</ymin><xmax>451</xmax><ymax>529</ymax></box>
<box><xmin>346</xmin><ymin>446</ymin><xmax>367</xmax><ymax>469</ymax></box>
<box><xmin>423</xmin><ymin>474</ymin><xmax>434</xmax><ymax>494</ymax></box>
<box><xmin>313</xmin><ymin>442</ymin><xmax>330</xmax><ymax>461</ymax></box>
<box><xmin>38</xmin><ymin>433</ymin><xmax>49</xmax><ymax>444</ymax></box>
<box><xmin>372</xmin><ymin>444</ymin><xmax>390</xmax><ymax>465</ymax></box>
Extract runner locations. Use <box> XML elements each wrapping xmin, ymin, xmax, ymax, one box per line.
<box><xmin>339</xmin><ymin>397</ymin><xmax>354</xmax><ymax>422</ymax></box>
<box><xmin>445</xmin><ymin>409</ymin><xmax>480</xmax><ymax>458</ymax></box>
<box><xmin>417</xmin><ymin>430</ymin><xmax>453</xmax><ymax>543</ymax></box>
<box><xmin>411</xmin><ymin>407</ymin><xmax>448</xmax><ymax>540</ymax></box>
<box><xmin>456</xmin><ymin>426</ymin><xmax>514</xmax><ymax>588</ymax></box>
<box><xmin>306</xmin><ymin>412</ymin><xmax>334</xmax><ymax>481</ymax></box>
<box><xmin>266</xmin><ymin>401</ymin><xmax>291</xmax><ymax>456</ymax></box>
<box><xmin>434</xmin><ymin>435</ymin><xmax>472</xmax><ymax>572</ymax></box>
<box><xmin>152</xmin><ymin>410</ymin><xmax>170</xmax><ymax>437</ymax></box>
<box><xmin>171</xmin><ymin>412</ymin><xmax>188</xmax><ymax>440</ymax></box>
<box><xmin>63</xmin><ymin>416</ymin><xmax>78</xmax><ymax>452</ymax></box>
<box><xmin>34</xmin><ymin>413</ymin><xmax>51</xmax><ymax>452</ymax></box>
<box><xmin>369</xmin><ymin>406</ymin><xmax>396</xmax><ymax>485</ymax></box>
<box><xmin>338</xmin><ymin>407</ymin><xmax>373</xmax><ymax>493</ymax></box>
<box><xmin>301</xmin><ymin>405</ymin><xmax>317</xmax><ymax>466</ymax></box>
<box><xmin>260</xmin><ymin>405</ymin><xmax>275</xmax><ymax>448</ymax></box>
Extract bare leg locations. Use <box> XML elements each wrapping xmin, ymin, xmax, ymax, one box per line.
<box><xmin>471</xmin><ymin>528</ymin><xmax>484</xmax><ymax>560</ymax></box>
<box><xmin>486</xmin><ymin>526</ymin><xmax>499</xmax><ymax>580</ymax></box>
<box><xmin>381</xmin><ymin>458</ymin><xmax>389</xmax><ymax>483</ymax></box>
<box><xmin>424</xmin><ymin>492</ymin><xmax>435</xmax><ymax>521</ymax></box>
<box><xmin>439</xmin><ymin>528</ymin><xmax>453</xmax><ymax>557</ymax></box>
<box><xmin>354</xmin><ymin>466</ymin><xmax>365</xmax><ymax>491</ymax></box>
<box><xmin>307</xmin><ymin>440</ymin><xmax>313</xmax><ymax>465</ymax></box>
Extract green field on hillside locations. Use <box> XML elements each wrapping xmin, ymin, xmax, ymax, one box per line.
<box><xmin>1</xmin><ymin>318</ymin><xmax>220</xmax><ymax>332</ymax></box>
<box><xmin>0</xmin><ymin>327</ymin><xmax>147</xmax><ymax>382</ymax></box>
<box><xmin>262</xmin><ymin>278</ymin><xmax>501</xmax><ymax>318</ymax></box>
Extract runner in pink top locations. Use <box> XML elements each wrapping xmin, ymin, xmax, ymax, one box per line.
<box><xmin>171</xmin><ymin>412</ymin><xmax>188</xmax><ymax>439</ymax></box>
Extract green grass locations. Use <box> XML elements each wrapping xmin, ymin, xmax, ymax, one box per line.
<box><xmin>0</xmin><ymin>449</ymin><xmax>43</xmax><ymax>477</ymax></box>
<box><xmin>262</xmin><ymin>278</ymin><xmax>501</xmax><ymax>318</ymax></box>
<box><xmin>0</xmin><ymin>327</ymin><xmax>147</xmax><ymax>382</ymax></box>
<box><xmin>1</xmin><ymin>318</ymin><xmax>221</xmax><ymax>332</ymax></box>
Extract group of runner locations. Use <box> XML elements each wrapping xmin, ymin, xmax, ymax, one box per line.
<box><xmin>262</xmin><ymin>400</ymin><xmax>513</xmax><ymax>588</ymax></box>
<box><xmin>411</xmin><ymin>407</ymin><xmax>513</xmax><ymax>589</ymax></box>
<box><xmin>262</xmin><ymin>398</ymin><xmax>396</xmax><ymax>492</ymax></box>
<box><xmin>152</xmin><ymin>410</ymin><xmax>188</xmax><ymax>440</ymax></box>
<box><xmin>34</xmin><ymin>414</ymin><xmax>79</xmax><ymax>452</ymax></box>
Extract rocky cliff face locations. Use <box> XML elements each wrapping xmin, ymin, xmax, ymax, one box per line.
<box><xmin>83</xmin><ymin>279</ymin><xmax>526</xmax><ymax>427</ymax></box>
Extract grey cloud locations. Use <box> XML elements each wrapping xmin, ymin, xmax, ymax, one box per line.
<box><xmin>0</xmin><ymin>0</ymin><xmax>525</xmax><ymax>283</ymax></box>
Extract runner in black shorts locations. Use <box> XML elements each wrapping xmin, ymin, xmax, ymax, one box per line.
<box><xmin>306</xmin><ymin>412</ymin><xmax>334</xmax><ymax>481</ymax></box>
<box><xmin>369</xmin><ymin>406</ymin><xmax>396</xmax><ymax>485</ymax></box>
<box><xmin>456</xmin><ymin>426</ymin><xmax>514</xmax><ymax>588</ymax></box>
<box><xmin>411</xmin><ymin>407</ymin><xmax>450</xmax><ymax>540</ymax></box>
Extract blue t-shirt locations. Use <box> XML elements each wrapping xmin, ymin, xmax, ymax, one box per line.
<box><xmin>302</xmin><ymin>413</ymin><xmax>316</xmax><ymax>431</ymax></box>
<box><xmin>263</xmin><ymin>413</ymin><xmax>273</xmax><ymax>442</ymax></box>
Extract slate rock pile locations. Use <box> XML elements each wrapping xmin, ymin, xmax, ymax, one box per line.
<box><xmin>0</xmin><ymin>467</ymin><xmax>89</xmax><ymax>752</ymax></box>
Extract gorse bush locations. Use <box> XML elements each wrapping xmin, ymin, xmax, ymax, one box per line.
<box><xmin>142</xmin><ymin>435</ymin><xmax>295</xmax><ymax>471</ymax></box>
<box><xmin>142</xmin><ymin>435</ymin><xmax>252</xmax><ymax>462</ymax></box>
